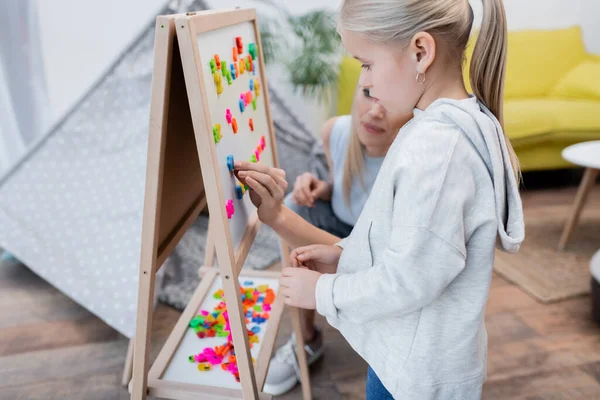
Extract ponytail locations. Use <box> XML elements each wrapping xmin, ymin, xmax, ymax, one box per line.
<box><xmin>470</xmin><ymin>0</ymin><xmax>521</xmax><ymax>184</ymax></box>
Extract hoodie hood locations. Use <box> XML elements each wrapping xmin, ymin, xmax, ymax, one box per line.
<box><xmin>415</xmin><ymin>96</ymin><xmax>525</xmax><ymax>253</ymax></box>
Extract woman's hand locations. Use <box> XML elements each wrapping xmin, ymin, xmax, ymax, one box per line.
<box><xmin>292</xmin><ymin>172</ymin><xmax>331</xmax><ymax>208</ymax></box>
<box><xmin>290</xmin><ymin>244</ymin><xmax>342</xmax><ymax>274</ymax></box>
<box><xmin>234</xmin><ymin>161</ymin><xmax>288</xmax><ymax>225</ymax></box>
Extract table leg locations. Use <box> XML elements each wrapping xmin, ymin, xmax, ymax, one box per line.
<box><xmin>558</xmin><ymin>168</ymin><xmax>599</xmax><ymax>251</ymax></box>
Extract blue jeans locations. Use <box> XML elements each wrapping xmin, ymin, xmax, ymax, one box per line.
<box><xmin>366</xmin><ymin>367</ymin><xmax>394</xmax><ymax>399</ymax></box>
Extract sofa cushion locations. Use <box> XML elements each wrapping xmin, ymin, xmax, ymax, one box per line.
<box><xmin>550</xmin><ymin>61</ymin><xmax>600</xmax><ymax>100</ymax></box>
<box><xmin>337</xmin><ymin>56</ymin><xmax>361</xmax><ymax>115</ymax></box>
<box><xmin>505</xmin><ymin>99</ymin><xmax>600</xmax><ymax>140</ymax></box>
<box><xmin>465</xmin><ymin>26</ymin><xmax>587</xmax><ymax>99</ymax></box>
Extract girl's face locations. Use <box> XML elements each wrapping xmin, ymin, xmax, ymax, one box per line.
<box><xmin>353</xmin><ymin>85</ymin><xmax>410</xmax><ymax>149</ymax></box>
<box><xmin>341</xmin><ymin>29</ymin><xmax>425</xmax><ymax>121</ymax></box>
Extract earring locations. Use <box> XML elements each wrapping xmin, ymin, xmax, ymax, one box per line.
<box><xmin>416</xmin><ymin>71</ymin><xmax>426</xmax><ymax>84</ymax></box>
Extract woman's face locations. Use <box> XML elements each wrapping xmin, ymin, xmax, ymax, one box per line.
<box><xmin>352</xmin><ymin>81</ymin><xmax>412</xmax><ymax>150</ymax></box>
<box><xmin>342</xmin><ymin>29</ymin><xmax>424</xmax><ymax>126</ymax></box>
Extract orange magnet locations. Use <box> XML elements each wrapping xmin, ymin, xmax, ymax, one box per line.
<box><xmin>249</xmin><ymin>118</ymin><xmax>254</xmax><ymax>131</ymax></box>
<box><xmin>214</xmin><ymin>54</ymin><xmax>221</xmax><ymax>69</ymax></box>
<box><xmin>232</xmin><ymin>118</ymin><xmax>238</xmax><ymax>134</ymax></box>
<box><xmin>232</xmin><ymin>47</ymin><xmax>238</xmax><ymax>61</ymax></box>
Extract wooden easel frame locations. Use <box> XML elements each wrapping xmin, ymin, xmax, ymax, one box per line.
<box><xmin>130</xmin><ymin>9</ymin><xmax>311</xmax><ymax>400</ymax></box>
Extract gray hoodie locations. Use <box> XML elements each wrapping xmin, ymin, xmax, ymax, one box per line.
<box><xmin>315</xmin><ymin>96</ymin><xmax>525</xmax><ymax>399</ymax></box>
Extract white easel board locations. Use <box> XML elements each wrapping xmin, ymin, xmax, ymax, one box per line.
<box><xmin>195</xmin><ymin>21</ymin><xmax>275</xmax><ymax>250</ymax></box>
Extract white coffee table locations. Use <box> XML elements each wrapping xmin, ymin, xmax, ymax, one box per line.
<box><xmin>558</xmin><ymin>140</ymin><xmax>600</xmax><ymax>250</ymax></box>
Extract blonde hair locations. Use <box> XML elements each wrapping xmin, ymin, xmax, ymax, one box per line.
<box><xmin>343</xmin><ymin>117</ymin><xmax>366</xmax><ymax>206</ymax></box>
<box><xmin>339</xmin><ymin>0</ymin><xmax>521</xmax><ymax>184</ymax></box>
<box><xmin>342</xmin><ymin>86</ymin><xmax>369</xmax><ymax>206</ymax></box>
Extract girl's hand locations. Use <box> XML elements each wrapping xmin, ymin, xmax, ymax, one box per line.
<box><xmin>292</xmin><ymin>172</ymin><xmax>331</xmax><ymax>207</ymax></box>
<box><xmin>234</xmin><ymin>161</ymin><xmax>288</xmax><ymax>225</ymax></box>
<box><xmin>280</xmin><ymin>267</ymin><xmax>321</xmax><ymax>309</ymax></box>
<box><xmin>290</xmin><ymin>244</ymin><xmax>342</xmax><ymax>274</ymax></box>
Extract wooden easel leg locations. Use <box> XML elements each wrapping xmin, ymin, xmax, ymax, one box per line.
<box><xmin>131</xmin><ymin>256</ymin><xmax>157</xmax><ymax>400</ymax></box>
<box><xmin>280</xmin><ymin>239</ymin><xmax>312</xmax><ymax>400</ymax></box>
<box><xmin>122</xmin><ymin>338</ymin><xmax>135</xmax><ymax>387</ymax></box>
<box><xmin>204</xmin><ymin>219</ymin><xmax>216</xmax><ymax>268</ymax></box>
<box><xmin>558</xmin><ymin>167</ymin><xmax>599</xmax><ymax>250</ymax></box>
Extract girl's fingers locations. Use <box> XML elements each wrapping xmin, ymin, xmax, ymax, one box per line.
<box><xmin>245</xmin><ymin>177</ymin><xmax>271</xmax><ymax>200</ymax></box>
<box><xmin>245</xmin><ymin>171</ymin><xmax>283</xmax><ymax>199</ymax></box>
<box><xmin>296</xmin><ymin>247</ymin><xmax>324</xmax><ymax>262</ymax></box>
<box><xmin>234</xmin><ymin>161</ymin><xmax>286</xmax><ymax>181</ymax></box>
<box><xmin>233</xmin><ymin>169</ymin><xmax>247</xmax><ymax>186</ymax></box>
<box><xmin>273</xmin><ymin>174</ymin><xmax>288</xmax><ymax>194</ymax></box>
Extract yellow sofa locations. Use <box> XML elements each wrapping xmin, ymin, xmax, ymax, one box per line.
<box><xmin>336</xmin><ymin>26</ymin><xmax>600</xmax><ymax>171</ymax></box>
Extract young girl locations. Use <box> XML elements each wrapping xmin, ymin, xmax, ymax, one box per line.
<box><xmin>236</xmin><ymin>84</ymin><xmax>409</xmax><ymax>395</ymax></box>
<box><xmin>278</xmin><ymin>0</ymin><xmax>525</xmax><ymax>398</ymax></box>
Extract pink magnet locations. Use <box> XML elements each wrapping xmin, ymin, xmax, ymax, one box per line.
<box><xmin>263</xmin><ymin>304</ymin><xmax>271</xmax><ymax>311</ymax></box>
<box><xmin>212</xmin><ymin>355</ymin><xmax>224</xmax><ymax>365</ymax></box>
<box><xmin>226</xmin><ymin>200</ymin><xmax>234</xmax><ymax>219</ymax></box>
<box><xmin>194</xmin><ymin>354</ymin><xmax>207</xmax><ymax>363</ymax></box>
<box><xmin>260</xmin><ymin>136</ymin><xmax>266</xmax><ymax>150</ymax></box>
<box><xmin>203</xmin><ymin>348</ymin><xmax>216</xmax><ymax>356</ymax></box>
<box><xmin>200</xmin><ymin>310</ymin><xmax>209</xmax><ymax>316</ymax></box>
<box><xmin>254</xmin><ymin>149</ymin><xmax>260</xmax><ymax>162</ymax></box>
<box><xmin>225</xmin><ymin>109</ymin><xmax>232</xmax><ymax>124</ymax></box>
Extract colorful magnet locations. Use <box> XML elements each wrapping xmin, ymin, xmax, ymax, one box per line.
<box><xmin>239</xmin><ymin>59</ymin><xmax>245</xmax><ymax>74</ymax></box>
<box><xmin>248</xmin><ymin>43</ymin><xmax>256</xmax><ymax>60</ymax></box>
<box><xmin>209</xmin><ymin>59</ymin><xmax>216</xmax><ymax>73</ymax></box>
<box><xmin>249</xmin><ymin>118</ymin><xmax>254</xmax><ymax>131</ymax></box>
<box><xmin>226</xmin><ymin>155</ymin><xmax>234</xmax><ymax>172</ymax></box>
<box><xmin>232</xmin><ymin>118</ymin><xmax>238</xmax><ymax>134</ymax></box>
<box><xmin>236</xmin><ymin>37</ymin><xmax>243</xmax><ymax>54</ymax></box>
<box><xmin>214</xmin><ymin>55</ymin><xmax>221</xmax><ymax>69</ymax></box>
<box><xmin>221</xmin><ymin>60</ymin><xmax>227</xmax><ymax>75</ymax></box>
<box><xmin>226</xmin><ymin>70</ymin><xmax>232</xmax><ymax>85</ymax></box>
<box><xmin>249</xmin><ymin>79</ymin><xmax>254</xmax><ymax>91</ymax></box>
<box><xmin>254</xmin><ymin>149</ymin><xmax>260</xmax><ymax>162</ymax></box>
<box><xmin>260</xmin><ymin>135</ymin><xmax>266</xmax><ymax>150</ymax></box>
<box><xmin>235</xmin><ymin>185</ymin><xmax>243</xmax><ymax>200</ymax></box>
<box><xmin>232</xmin><ymin>47</ymin><xmax>238</xmax><ymax>62</ymax></box>
<box><xmin>239</xmin><ymin>98</ymin><xmax>245</xmax><ymax>113</ymax></box>
<box><xmin>225</xmin><ymin>109</ymin><xmax>232</xmax><ymax>124</ymax></box>
<box><xmin>212</xmin><ymin>124</ymin><xmax>222</xmax><ymax>143</ymax></box>
<box><xmin>252</xmin><ymin>98</ymin><xmax>257</xmax><ymax>110</ymax></box>
<box><xmin>226</xmin><ymin>200</ymin><xmax>235</xmax><ymax>219</ymax></box>
<box><xmin>230</xmin><ymin>63</ymin><xmax>236</xmax><ymax>80</ymax></box>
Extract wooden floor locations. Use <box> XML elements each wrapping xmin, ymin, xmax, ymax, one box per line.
<box><xmin>1</xmin><ymin>183</ymin><xmax>600</xmax><ymax>400</ymax></box>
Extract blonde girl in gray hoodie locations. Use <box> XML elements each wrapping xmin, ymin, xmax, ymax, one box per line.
<box><xmin>276</xmin><ymin>0</ymin><xmax>526</xmax><ymax>399</ymax></box>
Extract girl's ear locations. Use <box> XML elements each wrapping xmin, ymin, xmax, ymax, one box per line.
<box><xmin>411</xmin><ymin>32</ymin><xmax>436</xmax><ymax>74</ymax></box>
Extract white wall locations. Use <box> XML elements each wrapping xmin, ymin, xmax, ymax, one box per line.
<box><xmin>38</xmin><ymin>0</ymin><xmax>600</xmax><ymax>130</ymax></box>
<box><xmin>37</xmin><ymin>0</ymin><xmax>168</xmax><ymax>122</ymax></box>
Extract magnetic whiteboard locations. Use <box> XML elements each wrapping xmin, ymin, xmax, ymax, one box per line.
<box><xmin>197</xmin><ymin>22</ymin><xmax>274</xmax><ymax>251</ymax></box>
<box><xmin>162</xmin><ymin>275</ymin><xmax>279</xmax><ymax>389</ymax></box>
